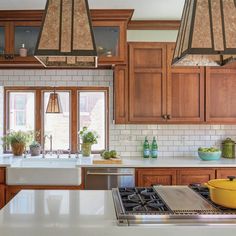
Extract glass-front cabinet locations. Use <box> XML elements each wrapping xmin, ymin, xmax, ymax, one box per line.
<box><xmin>14</xmin><ymin>26</ymin><xmax>40</xmax><ymax>56</ymax></box>
<box><xmin>92</xmin><ymin>21</ymin><xmax>127</xmax><ymax>65</ymax></box>
<box><xmin>0</xmin><ymin>21</ymin><xmax>42</xmax><ymax>67</ymax></box>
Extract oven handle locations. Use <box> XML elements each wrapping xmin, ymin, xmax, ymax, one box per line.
<box><xmin>86</xmin><ymin>171</ymin><xmax>134</xmax><ymax>176</ymax></box>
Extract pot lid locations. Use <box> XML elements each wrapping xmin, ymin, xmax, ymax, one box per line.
<box><xmin>208</xmin><ymin>176</ymin><xmax>236</xmax><ymax>191</ymax></box>
<box><xmin>222</xmin><ymin>138</ymin><xmax>235</xmax><ymax>144</ymax></box>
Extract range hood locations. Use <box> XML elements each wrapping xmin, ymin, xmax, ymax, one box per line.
<box><xmin>172</xmin><ymin>0</ymin><xmax>236</xmax><ymax>66</ymax></box>
<box><xmin>34</xmin><ymin>0</ymin><xmax>97</xmax><ymax>68</ymax></box>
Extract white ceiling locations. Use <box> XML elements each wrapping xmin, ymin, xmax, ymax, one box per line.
<box><xmin>0</xmin><ymin>0</ymin><xmax>185</xmax><ymax>20</ymax></box>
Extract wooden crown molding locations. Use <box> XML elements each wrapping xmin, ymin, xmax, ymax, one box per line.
<box><xmin>0</xmin><ymin>9</ymin><xmax>134</xmax><ymax>22</ymax></box>
<box><xmin>128</xmin><ymin>20</ymin><xmax>180</xmax><ymax>30</ymax></box>
<box><xmin>90</xmin><ymin>9</ymin><xmax>134</xmax><ymax>22</ymax></box>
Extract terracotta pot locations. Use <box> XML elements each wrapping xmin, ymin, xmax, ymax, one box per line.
<box><xmin>81</xmin><ymin>143</ymin><xmax>92</xmax><ymax>157</ymax></box>
<box><xmin>11</xmin><ymin>142</ymin><xmax>25</xmax><ymax>156</ymax></box>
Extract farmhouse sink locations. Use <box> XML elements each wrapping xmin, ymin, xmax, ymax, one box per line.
<box><xmin>6</xmin><ymin>157</ymin><xmax>82</xmax><ymax>186</ymax></box>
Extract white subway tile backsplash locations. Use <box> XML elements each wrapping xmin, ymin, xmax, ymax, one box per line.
<box><xmin>0</xmin><ymin>69</ymin><xmax>236</xmax><ymax>158</ymax></box>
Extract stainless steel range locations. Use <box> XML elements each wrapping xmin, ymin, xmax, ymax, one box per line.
<box><xmin>112</xmin><ymin>185</ymin><xmax>236</xmax><ymax>226</ymax></box>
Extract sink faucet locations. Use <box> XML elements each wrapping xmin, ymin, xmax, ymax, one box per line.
<box><xmin>42</xmin><ymin>135</ymin><xmax>53</xmax><ymax>158</ymax></box>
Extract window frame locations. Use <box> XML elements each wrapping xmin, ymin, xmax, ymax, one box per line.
<box><xmin>78</xmin><ymin>88</ymin><xmax>109</xmax><ymax>153</ymax></box>
<box><xmin>4</xmin><ymin>87</ymin><xmax>109</xmax><ymax>154</ymax></box>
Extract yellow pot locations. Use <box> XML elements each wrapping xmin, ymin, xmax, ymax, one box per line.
<box><xmin>205</xmin><ymin>176</ymin><xmax>236</xmax><ymax>208</ymax></box>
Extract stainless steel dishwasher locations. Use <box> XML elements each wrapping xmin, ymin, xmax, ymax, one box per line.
<box><xmin>84</xmin><ymin>168</ymin><xmax>135</xmax><ymax>190</ymax></box>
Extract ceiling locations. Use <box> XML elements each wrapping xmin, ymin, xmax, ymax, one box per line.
<box><xmin>0</xmin><ymin>0</ymin><xmax>185</xmax><ymax>20</ymax></box>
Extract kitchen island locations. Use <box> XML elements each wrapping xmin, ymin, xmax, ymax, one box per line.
<box><xmin>0</xmin><ymin>189</ymin><xmax>236</xmax><ymax>236</ymax></box>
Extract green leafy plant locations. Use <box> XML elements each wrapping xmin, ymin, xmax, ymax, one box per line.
<box><xmin>29</xmin><ymin>140</ymin><xmax>41</xmax><ymax>149</ymax></box>
<box><xmin>79</xmin><ymin>127</ymin><xmax>98</xmax><ymax>144</ymax></box>
<box><xmin>2</xmin><ymin>130</ymin><xmax>34</xmax><ymax>147</ymax></box>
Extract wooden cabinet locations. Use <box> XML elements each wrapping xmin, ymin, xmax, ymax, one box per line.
<box><xmin>166</xmin><ymin>44</ymin><xmax>205</xmax><ymax>123</ymax></box>
<box><xmin>136</xmin><ymin>168</ymin><xmax>177</xmax><ymax>187</ymax></box>
<box><xmin>91</xmin><ymin>10</ymin><xmax>133</xmax><ymax>65</ymax></box>
<box><xmin>177</xmin><ymin>169</ymin><xmax>215</xmax><ymax>185</ymax></box>
<box><xmin>0</xmin><ymin>168</ymin><xmax>5</xmax><ymax>208</ymax></box>
<box><xmin>0</xmin><ymin>11</ymin><xmax>42</xmax><ymax>67</ymax></box>
<box><xmin>127</xmin><ymin>42</ymin><xmax>205</xmax><ymax>124</ymax></box>
<box><xmin>128</xmin><ymin>43</ymin><xmax>167</xmax><ymax>123</ymax></box>
<box><xmin>216</xmin><ymin>168</ymin><xmax>236</xmax><ymax>179</ymax></box>
<box><xmin>0</xmin><ymin>168</ymin><xmax>5</xmax><ymax>184</ymax></box>
<box><xmin>0</xmin><ymin>185</ymin><xmax>5</xmax><ymax>209</ymax></box>
<box><xmin>206</xmin><ymin>68</ymin><xmax>236</xmax><ymax>123</ymax></box>
<box><xmin>114</xmin><ymin>65</ymin><xmax>128</xmax><ymax>123</ymax></box>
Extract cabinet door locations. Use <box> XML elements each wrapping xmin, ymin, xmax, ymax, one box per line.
<box><xmin>93</xmin><ymin>21</ymin><xmax>127</xmax><ymax>64</ymax></box>
<box><xmin>0</xmin><ymin>168</ymin><xmax>5</xmax><ymax>184</ymax></box>
<box><xmin>206</xmin><ymin>68</ymin><xmax>236</xmax><ymax>123</ymax></box>
<box><xmin>0</xmin><ymin>185</ymin><xmax>5</xmax><ymax>209</ymax></box>
<box><xmin>166</xmin><ymin>44</ymin><xmax>205</xmax><ymax>123</ymax></box>
<box><xmin>129</xmin><ymin>43</ymin><xmax>167</xmax><ymax>123</ymax></box>
<box><xmin>136</xmin><ymin>168</ymin><xmax>177</xmax><ymax>187</ymax></box>
<box><xmin>114</xmin><ymin>66</ymin><xmax>128</xmax><ymax>124</ymax></box>
<box><xmin>216</xmin><ymin>168</ymin><xmax>236</xmax><ymax>179</ymax></box>
<box><xmin>177</xmin><ymin>169</ymin><xmax>215</xmax><ymax>185</ymax></box>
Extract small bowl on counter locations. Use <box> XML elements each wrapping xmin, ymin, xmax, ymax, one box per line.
<box><xmin>198</xmin><ymin>147</ymin><xmax>221</xmax><ymax>161</ymax></box>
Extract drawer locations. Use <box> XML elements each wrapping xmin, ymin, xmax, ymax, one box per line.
<box><xmin>0</xmin><ymin>168</ymin><xmax>5</xmax><ymax>184</ymax></box>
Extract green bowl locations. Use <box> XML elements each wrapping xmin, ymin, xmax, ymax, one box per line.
<box><xmin>198</xmin><ymin>151</ymin><xmax>221</xmax><ymax>161</ymax></box>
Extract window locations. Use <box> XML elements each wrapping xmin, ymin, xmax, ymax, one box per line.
<box><xmin>8</xmin><ymin>91</ymin><xmax>35</xmax><ymax>131</ymax></box>
<box><xmin>78</xmin><ymin>91</ymin><xmax>107</xmax><ymax>151</ymax></box>
<box><xmin>5</xmin><ymin>87</ymin><xmax>109</xmax><ymax>153</ymax></box>
<box><xmin>44</xmin><ymin>91</ymin><xmax>70</xmax><ymax>150</ymax></box>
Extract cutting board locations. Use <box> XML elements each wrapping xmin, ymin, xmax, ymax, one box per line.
<box><xmin>93</xmin><ymin>157</ymin><xmax>122</xmax><ymax>164</ymax></box>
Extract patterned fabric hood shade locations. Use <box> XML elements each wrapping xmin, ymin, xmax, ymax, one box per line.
<box><xmin>34</xmin><ymin>0</ymin><xmax>98</xmax><ymax>68</ymax></box>
<box><xmin>172</xmin><ymin>0</ymin><xmax>236</xmax><ymax>66</ymax></box>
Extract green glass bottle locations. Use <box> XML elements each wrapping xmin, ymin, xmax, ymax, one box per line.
<box><xmin>143</xmin><ymin>137</ymin><xmax>150</xmax><ymax>158</ymax></box>
<box><xmin>151</xmin><ymin>137</ymin><xmax>158</xmax><ymax>158</ymax></box>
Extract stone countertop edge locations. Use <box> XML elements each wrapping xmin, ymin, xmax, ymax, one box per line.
<box><xmin>0</xmin><ymin>154</ymin><xmax>236</xmax><ymax>168</ymax></box>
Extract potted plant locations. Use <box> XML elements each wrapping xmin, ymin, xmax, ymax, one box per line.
<box><xmin>79</xmin><ymin>127</ymin><xmax>98</xmax><ymax>157</ymax></box>
<box><xmin>29</xmin><ymin>141</ymin><xmax>41</xmax><ymax>156</ymax></box>
<box><xmin>2</xmin><ymin>130</ymin><xmax>33</xmax><ymax>156</ymax></box>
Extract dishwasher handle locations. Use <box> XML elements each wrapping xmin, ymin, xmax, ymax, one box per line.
<box><xmin>86</xmin><ymin>171</ymin><xmax>134</xmax><ymax>176</ymax></box>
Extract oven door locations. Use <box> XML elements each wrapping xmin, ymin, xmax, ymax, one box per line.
<box><xmin>84</xmin><ymin>168</ymin><xmax>135</xmax><ymax>190</ymax></box>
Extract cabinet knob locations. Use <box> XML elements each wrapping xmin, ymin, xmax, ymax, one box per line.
<box><xmin>162</xmin><ymin>115</ymin><xmax>167</xmax><ymax>120</ymax></box>
<box><xmin>4</xmin><ymin>54</ymin><xmax>14</xmax><ymax>60</ymax></box>
<box><xmin>167</xmin><ymin>115</ymin><xmax>171</xmax><ymax>120</ymax></box>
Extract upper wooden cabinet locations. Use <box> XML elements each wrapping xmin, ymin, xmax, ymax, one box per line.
<box><xmin>206</xmin><ymin>67</ymin><xmax>236</xmax><ymax>123</ymax></box>
<box><xmin>166</xmin><ymin>44</ymin><xmax>205</xmax><ymax>123</ymax></box>
<box><xmin>0</xmin><ymin>10</ymin><xmax>133</xmax><ymax>67</ymax></box>
<box><xmin>128</xmin><ymin>43</ymin><xmax>167</xmax><ymax>123</ymax></box>
<box><xmin>127</xmin><ymin>42</ymin><xmax>205</xmax><ymax>124</ymax></box>
<box><xmin>114</xmin><ymin>65</ymin><xmax>128</xmax><ymax>124</ymax></box>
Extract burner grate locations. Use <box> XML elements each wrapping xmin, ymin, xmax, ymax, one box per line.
<box><xmin>118</xmin><ymin>187</ymin><xmax>172</xmax><ymax>214</ymax></box>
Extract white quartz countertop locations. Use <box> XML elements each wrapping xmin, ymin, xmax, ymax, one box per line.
<box><xmin>0</xmin><ymin>190</ymin><xmax>235</xmax><ymax>236</ymax></box>
<box><xmin>0</xmin><ymin>154</ymin><xmax>236</xmax><ymax>168</ymax></box>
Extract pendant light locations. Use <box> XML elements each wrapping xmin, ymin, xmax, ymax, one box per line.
<box><xmin>46</xmin><ymin>89</ymin><xmax>62</xmax><ymax>114</ymax></box>
<box><xmin>34</xmin><ymin>0</ymin><xmax>97</xmax><ymax>68</ymax></box>
<box><xmin>172</xmin><ymin>0</ymin><xmax>236</xmax><ymax>66</ymax></box>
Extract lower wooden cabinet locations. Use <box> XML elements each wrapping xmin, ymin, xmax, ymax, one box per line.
<box><xmin>216</xmin><ymin>168</ymin><xmax>236</xmax><ymax>179</ymax></box>
<box><xmin>136</xmin><ymin>168</ymin><xmax>218</xmax><ymax>187</ymax></box>
<box><xmin>0</xmin><ymin>168</ymin><xmax>5</xmax><ymax>184</ymax></box>
<box><xmin>136</xmin><ymin>168</ymin><xmax>177</xmax><ymax>187</ymax></box>
<box><xmin>177</xmin><ymin>169</ymin><xmax>215</xmax><ymax>185</ymax></box>
<box><xmin>0</xmin><ymin>185</ymin><xmax>5</xmax><ymax>209</ymax></box>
